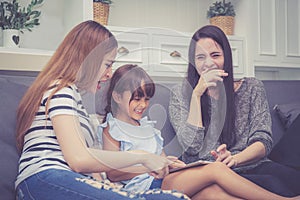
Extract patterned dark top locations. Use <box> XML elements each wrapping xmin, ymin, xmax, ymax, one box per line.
<box><xmin>169</xmin><ymin>77</ymin><xmax>273</xmax><ymax>172</ymax></box>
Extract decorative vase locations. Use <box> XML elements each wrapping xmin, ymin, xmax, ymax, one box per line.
<box><xmin>93</xmin><ymin>2</ymin><xmax>110</xmax><ymax>25</ymax></box>
<box><xmin>3</xmin><ymin>29</ymin><xmax>20</xmax><ymax>48</ymax></box>
<box><xmin>209</xmin><ymin>16</ymin><xmax>235</xmax><ymax>35</ymax></box>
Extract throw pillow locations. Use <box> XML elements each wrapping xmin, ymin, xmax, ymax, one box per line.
<box><xmin>274</xmin><ymin>102</ymin><xmax>300</xmax><ymax>130</ymax></box>
<box><xmin>269</xmin><ymin>114</ymin><xmax>300</xmax><ymax>170</ymax></box>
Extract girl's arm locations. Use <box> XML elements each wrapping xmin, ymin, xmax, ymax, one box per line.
<box><xmin>102</xmin><ymin>126</ymin><xmax>151</xmax><ymax>182</ymax></box>
<box><xmin>53</xmin><ymin>114</ymin><xmax>170</xmax><ymax>178</ymax></box>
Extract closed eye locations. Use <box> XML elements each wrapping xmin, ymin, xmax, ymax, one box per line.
<box><xmin>211</xmin><ymin>52</ymin><xmax>222</xmax><ymax>58</ymax></box>
<box><xmin>195</xmin><ymin>54</ymin><xmax>205</xmax><ymax>60</ymax></box>
<box><xmin>105</xmin><ymin>63</ymin><xmax>112</xmax><ymax>68</ymax></box>
<box><xmin>105</xmin><ymin>61</ymin><xmax>115</xmax><ymax>68</ymax></box>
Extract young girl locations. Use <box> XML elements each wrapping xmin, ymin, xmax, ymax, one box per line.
<box><xmin>99</xmin><ymin>64</ymin><xmax>300</xmax><ymax>200</ymax></box>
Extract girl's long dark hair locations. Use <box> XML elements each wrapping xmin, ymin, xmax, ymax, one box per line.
<box><xmin>103</xmin><ymin>64</ymin><xmax>155</xmax><ymax>122</ymax></box>
<box><xmin>186</xmin><ymin>25</ymin><xmax>236</xmax><ymax>148</ymax></box>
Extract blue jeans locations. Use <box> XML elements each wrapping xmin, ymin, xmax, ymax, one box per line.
<box><xmin>16</xmin><ymin>169</ymin><xmax>185</xmax><ymax>200</ymax></box>
<box><xmin>149</xmin><ymin>179</ymin><xmax>163</xmax><ymax>189</ymax></box>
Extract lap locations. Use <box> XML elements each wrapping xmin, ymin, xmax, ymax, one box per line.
<box><xmin>239</xmin><ymin>173</ymin><xmax>295</xmax><ymax>197</ymax></box>
<box><xmin>17</xmin><ymin>169</ymin><xmax>132</xmax><ymax>200</ymax></box>
<box><xmin>17</xmin><ymin>169</ymin><xmax>188</xmax><ymax>200</ymax></box>
<box><xmin>240</xmin><ymin>161</ymin><xmax>300</xmax><ymax>196</ymax></box>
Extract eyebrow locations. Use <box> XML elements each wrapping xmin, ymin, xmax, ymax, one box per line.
<box><xmin>195</xmin><ymin>53</ymin><xmax>205</xmax><ymax>57</ymax></box>
<box><xmin>211</xmin><ymin>51</ymin><xmax>222</xmax><ymax>54</ymax></box>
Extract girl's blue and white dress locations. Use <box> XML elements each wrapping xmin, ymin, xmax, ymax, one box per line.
<box><xmin>98</xmin><ymin>113</ymin><xmax>164</xmax><ymax>193</ymax></box>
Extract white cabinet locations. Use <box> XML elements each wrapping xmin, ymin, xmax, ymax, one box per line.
<box><xmin>109</xmin><ymin>27</ymin><xmax>192</xmax><ymax>79</ymax></box>
<box><xmin>110</xmin><ymin>28</ymin><xmax>149</xmax><ymax>71</ymax></box>
<box><xmin>151</xmin><ymin>33</ymin><xmax>190</xmax><ymax>78</ymax></box>
<box><xmin>109</xmin><ymin>26</ymin><xmax>248</xmax><ymax>80</ymax></box>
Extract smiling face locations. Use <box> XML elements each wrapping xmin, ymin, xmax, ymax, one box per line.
<box><xmin>93</xmin><ymin>49</ymin><xmax>117</xmax><ymax>92</ymax></box>
<box><xmin>195</xmin><ymin>38</ymin><xmax>224</xmax><ymax>75</ymax></box>
<box><xmin>113</xmin><ymin>81</ymin><xmax>150</xmax><ymax>125</ymax></box>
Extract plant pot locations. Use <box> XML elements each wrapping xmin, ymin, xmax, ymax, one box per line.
<box><xmin>3</xmin><ymin>29</ymin><xmax>20</xmax><ymax>48</ymax></box>
<box><xmin>209</xmin><ymin>16</ymin><xmax>235</xmax><ymax>35</ymax></box>
<box><xmin>93</xmin><ymin>2</ymin><xmax>110</xmax><ymax>26</ymax></box>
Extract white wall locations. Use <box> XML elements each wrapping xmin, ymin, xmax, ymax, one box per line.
<box><xmin>108</xmin><ymin>0</ymin><xmax>211</xmax><ymax>33</ymax></box>
<box><xmin>1</xmin><ymin>0</ymin><xmax>299</xmax><ymax>79</ymax></box>
<box><xmin>2</xmin><ymin>0</ymin><xmax>241</xmax><ymax>50</ymax></box>
<box><xmin>18</xmin><ymin>0</ymin><xmax>66</xmax><ymax>50</ymax></box>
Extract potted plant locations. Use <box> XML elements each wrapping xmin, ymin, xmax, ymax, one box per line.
<box><xmin>0</xmin><ymin>0</ymin><xmax>44</xmax><ymax>47</ymax></box>
<box><xmin>207</xmin><ymin>0</ymin><xmax>236</xmax><ymax>35</ymax></box>
<box><xmin>93</xmin><ymin>0</ymin><xmax>113</xmax><ymax>26</ymax></box>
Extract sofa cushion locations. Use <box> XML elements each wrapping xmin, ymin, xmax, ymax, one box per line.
<box><xmin>269</xmin><ymin>115</ymin><xmax>300</xmax><ymax>170</ymax></box>
<box><xmin>0</xmin><ymin>78</ymin><xmax>29</xmax><ymax>200</ymax></box>
<box><xmin>274</xmin><ymin>102</ymin><xmax>300</xmax><ymax>130</ymax></box>
<box><xmin>146</xmin><ymin>82</ymin><xmax>183</xmax><ymax>157</ymax></box>
<box><xmin>262</xmin><ymin>80</ymin><xmax>300</xmax><ymax>145</ymax></box>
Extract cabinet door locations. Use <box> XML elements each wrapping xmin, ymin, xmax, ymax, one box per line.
<box><xmin>111</xmin><ymin>31</ymin><xmax>149</xmax><ymax>71</ymax></box>
<box><xmin>151</xmin><ymin>34</ymin><xmax>190</xmax><ymax>77</ymax></box>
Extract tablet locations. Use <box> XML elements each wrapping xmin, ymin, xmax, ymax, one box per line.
<box><xmin>169</xmin><ymin>160</ymin><xmax>212</xmax><ymax>173</ymax></box>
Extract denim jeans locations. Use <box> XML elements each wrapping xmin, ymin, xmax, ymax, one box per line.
<box><xmin>16</xmin><ymin>169</ymin><xmax>185</xmax><ymax>200</ymax></box>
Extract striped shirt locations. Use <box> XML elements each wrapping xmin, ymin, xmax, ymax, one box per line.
<box><xmin>15</xmin><ymin>84</ymin><xmax>95</xmax><ymax>187</ymax></box>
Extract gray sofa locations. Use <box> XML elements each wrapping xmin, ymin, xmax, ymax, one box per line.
<box><xmin>1</xmin><ymin>73</ymin><xmax>300</xmax><ymax>200</ymax></box>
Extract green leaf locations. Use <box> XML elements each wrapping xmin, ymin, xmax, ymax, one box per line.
<box><xmin>0</xmin><ymin>0</ymin><xmax>44</xmax><ymax>31</ymax></box>
<box><xmin>207</xmin><ymin>0</ymin><xmax>235</xmax><ymax>18</ymax></box>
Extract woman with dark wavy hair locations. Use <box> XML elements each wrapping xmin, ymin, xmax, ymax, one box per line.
<box><xmin>169</xmin><ymin>25</ymin><xmax>300</xmax><ymax>198</ymax></box>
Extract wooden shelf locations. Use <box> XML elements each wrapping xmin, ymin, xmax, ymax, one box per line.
<box><xmin>0</xmin><ymin>48</ymin><xmax>53</xmax><ymax>71</ymax></box>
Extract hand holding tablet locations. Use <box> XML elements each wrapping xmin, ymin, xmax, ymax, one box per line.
<box><xmin>169</xmin><ymin>160</ymin><xmax>213</xmax><ymax>173</ymax></box>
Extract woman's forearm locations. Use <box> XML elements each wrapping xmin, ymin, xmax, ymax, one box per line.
<box><xmin>53</xmin><ymin>115</ymin><xmax>153</xmax><ymax>173</ymax></box>
<box><xmin>187</xmin><ymin>93</ymin><xmax>203</xmax><ymax>127</ymax></box>
<box><xmin>233</xmin><ymin>141</ymin><xmax>266</xmax><ymax>167</ymax></box>
<box><xmin>86</xmin><ymin>149</ymin><xmax>154</xmax><ymax>173</ymax></box>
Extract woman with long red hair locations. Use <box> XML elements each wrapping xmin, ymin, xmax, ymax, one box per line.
<box><xmin>15</xmin><ymin>20</ymin><xmax>187</xmax><ymax>200</ymax></box>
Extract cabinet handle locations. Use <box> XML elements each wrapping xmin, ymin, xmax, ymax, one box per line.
<box><xmin>118</xmin><ymin>46</ymin><xmax>129</xmax><ymax>54</ymax></box>
<box><xmin>170</xmin><ymin>50</ymin><xmax>181</xmax><ymax>58</ymax></box>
